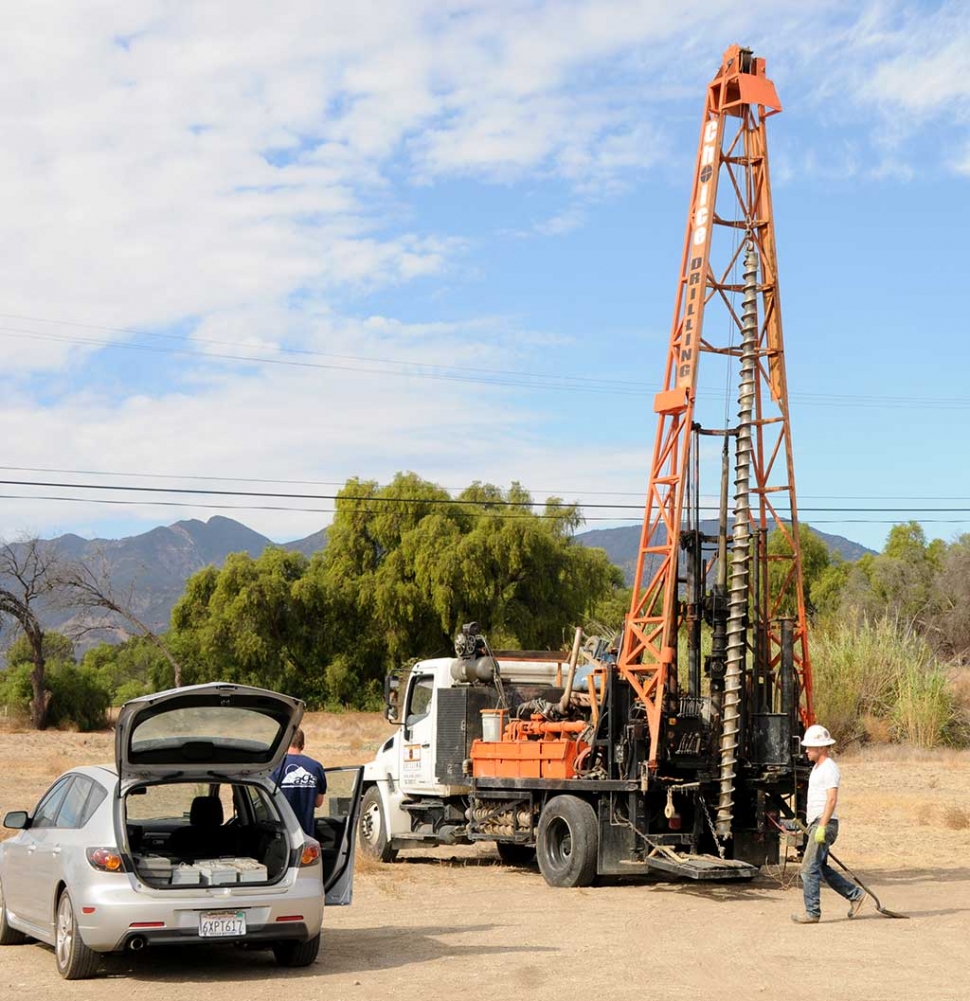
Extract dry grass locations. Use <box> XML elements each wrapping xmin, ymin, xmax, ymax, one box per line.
<box><xmin>859</xmin><ymin>713</ymin><xmax>892</xmax><ymax>744</ymax></box>
<box><xmin>942</xmin><ymin>804</ymin><xmax>970</xmax><ymax>830</ymax></box>
<box><xmin>301</xmin><ymin>711</ymin><xmax>391</xmax><ymax>767</ymax></box>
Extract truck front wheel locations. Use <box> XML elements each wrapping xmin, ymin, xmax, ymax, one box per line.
<box><xmin>536</xmin><ymin>796</ymin><xmax>598</xmax><ymax>888</ymax></box>
<box><xmin>358</xmin><ymin>786</ymin><xmax>398</xmax><ymax>863</ymax></box>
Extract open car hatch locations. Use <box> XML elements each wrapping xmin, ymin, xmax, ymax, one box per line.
<box><xmin>116</xmin><ymin>683</ymin><xmax>304</xmax><ymax>787</ymax></box>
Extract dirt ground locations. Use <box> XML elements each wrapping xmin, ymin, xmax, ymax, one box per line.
<box><xmin>1</xmin><ymin>712</ymin><xmax>968</xmax><ymax>1001</ymax></box>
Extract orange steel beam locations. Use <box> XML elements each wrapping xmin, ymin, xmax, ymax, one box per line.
<box><xmin>618</xmin><ymin>46</ymin><xmax>812</xmax><ymax>767</ymax></box>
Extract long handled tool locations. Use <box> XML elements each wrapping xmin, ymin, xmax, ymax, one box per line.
<box><xmin>825</xmin><ymin>848</ymin><xmax>909</xmax><ymax>919</ymax></box>
<box><xmin>773</xmin><ymin>816</ymin><xmax>909</xmax><ymax>919</ymax></box>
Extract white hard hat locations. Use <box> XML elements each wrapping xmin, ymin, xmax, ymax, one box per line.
<box><xmin>801</xmin><ymin>724</ymin><xmax>836</xmax><ymax>747</ymax></box>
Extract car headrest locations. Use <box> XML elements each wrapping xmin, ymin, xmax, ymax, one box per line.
<box><xmin>190</xmin><ymin>796</ymin><xmax>223</xmax><ymax>828</ymax></box>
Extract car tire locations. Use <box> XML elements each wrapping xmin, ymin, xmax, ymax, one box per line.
<box><xmin>536</xmin><ymin>795</ymin><xmax>598</xmax><ymax>888</ymax></box>
<box><xmin>55</xmin><ymin>890</ymin><xmax>100</xmax><ymax>980</ymax></box>
<box><xmin>495</xmin><ymin>842</ymin><xmax>537</xmax><ymax>867</ymax></box>
<box><xmin>0</xmin><ymin>879</ymin><xmax>26</xmax><ymax>945</ymax></box>
<box><xmin>358</xmin><ymin>786</ymin><xmax>398</xmax><ymax>863</ymax></box>
<box><xmin>272</xmin><ymin>933</ymin><xmax>321</xmax><ymax>967</ymax></box>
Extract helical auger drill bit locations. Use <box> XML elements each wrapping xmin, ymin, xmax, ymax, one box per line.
<box><xmin>716</xmin><ymin>240</ymin><xmax>758</xmax><ymax>839</ymax></box>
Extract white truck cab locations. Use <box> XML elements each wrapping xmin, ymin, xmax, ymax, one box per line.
<box><xmin>360</xmin><ymin>647</ymin><xmax>567</xmax><ymax>860</ymax></box>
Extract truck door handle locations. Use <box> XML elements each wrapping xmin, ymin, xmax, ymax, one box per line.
<box><xmin>421</xmin><ymin>743</ymin><xmax>430</xmax><ymax>748</ymax></box>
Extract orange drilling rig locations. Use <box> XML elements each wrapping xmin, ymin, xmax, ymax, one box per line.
<box><xmin>363</xmin><ymin>45</ymin><xmax>813</xmax><ymax>886</ymax></box>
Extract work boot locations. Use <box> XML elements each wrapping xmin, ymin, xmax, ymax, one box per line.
<box><xmin>848</xmin><ymin>891</ymin><xmax>869</xmax><ymax>918</ymax></box>
<box><xmin>790</xmin><ymin>913</ymin><xmax>820</xmax><ymax>924</ymax></box>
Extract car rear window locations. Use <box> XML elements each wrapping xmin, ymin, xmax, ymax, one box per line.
<box><xmin>133</xmin><ymin>705</ymin><xmax>282</xmax><ymax>745</ymax></box>
<box><xmin>130</xmin><ymin>706</ymin><xmax>285</xmax><ymax>762</ymax></box>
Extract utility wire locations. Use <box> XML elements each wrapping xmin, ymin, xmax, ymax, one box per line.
<box><xmin>2</xmin><ymin>317</ymin><xmax>969</xmax><ymax>409</ymax></box>
<box><xmin>0</xmin><ymin>463</ymin><xmax>964</xmax><ymax>502</ymax></box>
<box><xmin>0</xmin><ymin>477</ymin><xmax>968</xmax><ymax>516</ymax></box>
<box><xmin>0</xmin><ymin>492</ymin><xmax>966</xmax><ymax>528</ymax></box>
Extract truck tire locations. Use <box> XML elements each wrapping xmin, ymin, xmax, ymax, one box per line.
<box><xmin>358</xmin><ymin>786</ymin><xmax>398</xmax><ymax>863</ymax></box>
<box><xmin>536</xmin><ymin>795</ymin><xmax>598</xmax><ymax>888</ymax></box>
<box><xmin>495</xmin><ymin>842</ymin><xmax>537</xmax><ymax>867</ymax></box>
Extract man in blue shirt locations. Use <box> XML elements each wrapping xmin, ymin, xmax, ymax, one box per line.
<box><xmin>271</xmin><ymin>728</ymin><xmax>327</xmax><ymax>836</ymax></box>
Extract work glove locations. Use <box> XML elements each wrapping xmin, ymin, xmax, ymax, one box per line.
<box><xmin>814</xmin><ymin>824</ymin><xmax>827</xmax><ymax>845</ymax></box>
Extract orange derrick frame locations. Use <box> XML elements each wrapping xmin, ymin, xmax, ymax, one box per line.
<box><xmin>618</xmin><ymin>44</ymin><xmax>814</xmax><ymax>768</ymax></box>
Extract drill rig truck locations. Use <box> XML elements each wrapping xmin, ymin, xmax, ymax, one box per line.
<box><xmin>360</xmin><ymin>45</ymin><xmax>813</xmax><ymax>887</ymax></box>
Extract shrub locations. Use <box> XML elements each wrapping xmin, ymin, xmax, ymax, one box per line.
<box><xmin>0</xmin><ymin>660</ymin><xmax>109</xmax><ymax>731</ymax></box>
<box><xmin>113</xmin><ymin>679</ymin><xmax>152</xmax><ymax>705</ymax></box>
<box><xmin>47</xmin><ymin>664</ymin><xmax>111</xmax><ymax>731</ymax></box>
<box><xmin>0</xmin><ymin>663</ymin><xmax>33</xmax><ymax>717</ymax></box>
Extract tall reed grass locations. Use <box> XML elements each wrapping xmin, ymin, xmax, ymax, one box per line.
<box><xmin>812</xmin><ymin>615</ymin><xmax>963</xmax><ymax>748</ymax></box>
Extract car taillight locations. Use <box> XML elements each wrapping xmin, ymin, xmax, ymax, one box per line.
<box><xmin>86</xmin><ymin>847</ymin><xmax>126</xmax><ymax>872</ymax></box>
<box><xmin>299</xmin><ymin>840</ymin><xmax>321</xmax><ymax>867</ymax></box>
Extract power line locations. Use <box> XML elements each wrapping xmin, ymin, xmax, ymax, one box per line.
<box><xmin>0</xmin><ymin>492</ymin><xmax>967</xmax><ymax>529</ymax></box>
<box><xmin>0</xmin><ymin>324</ymin><xmax>636</xmax><ymax>397</ymax></box>
<box><xmin>0</xmin><ymin>312</ymin><xmax>646</xmax><ymax>392</ymax></box>
<box><xmin>1</xmin><ymin>477</ymin><xmax>970</xmax><ymax>517</ymax></box>
<box><xmin>0</xmin><ymin>493</ymin><xmax>618</xmax><ymax>521</ymax></box>
<box><xmin>3</xmin><ymin>313</ymin><xmax>970</xmax><ymax>409</ymax></box>
<box><xmin>0</xmin><ymin>463</ymin><xmax>966</xmax><ymax>503</ymax></box>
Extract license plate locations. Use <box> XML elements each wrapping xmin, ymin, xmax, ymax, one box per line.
<box><xmin>199</xmin><ymin>910</ymin><xmax>246</xmax><ymax>937</ymax></box>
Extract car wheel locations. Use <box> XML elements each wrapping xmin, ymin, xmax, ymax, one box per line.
<box><xmin>55</xmin><ymin>890</ymin><xmax>100</xmax><ymax>980</ymax></box>
<box><xmin>0</xmin><ymin>879</ymin><xmax>26</xmax><ymax>945</ymax></box>
<box><xmin>358</xmin><ymin>787</ymin><xmax>398</xmax><ymax>862</ymax></box>
<box><xmin>272</xmin><ymin>933</ymin><xmax>321</xmax><ymax>967</ymax></box>
<box><xmin>495</xmin><ymin>842</ymin><xmax>537</xmax><ymax>867</ymax></box>
<box><xmin>536</xmin><ymin>795</ymin><xmax>598</xmax><ymax>888</ymax></box>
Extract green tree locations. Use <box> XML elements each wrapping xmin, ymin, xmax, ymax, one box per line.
<box><xmin>171</xmin><ymin>548</ymin><xmax>328</xmax><ymax>701</ymax></box>
<box><xmin>766</xmin><ymin>522</ymin><xmax>831</xmax><ymax>615</ymax></box>
<box><xmin>866</xmin><ymin>522</ymin><xmax>942</xmax><ymax>628</ymax></box>
<box><xmin>81</xmin><ymin>634</ymin><xmax>178</xmax><ymax>704</ymax></box>
<box><xmin>928</xmin><ymin>534</ymin><xmax>970</xmax><ymax>660</ymax></box>
<box><xmin>0</xmin><ymin>537</ymin><xmax>60</xmax><ymax>729</ymax></box>
<box><xmin>320</xmin><ymin>475</ymin><xmax>621</xmax><ymax>690</ymax></box>
<box><xmin>6</xmin><ymin>631</ymin><xmax>76</xmax><ymax>667</ymax></box>
<box><xmin>2</xmin><ymin>631</ymin><xmax>109</xmax><ymax>731</ymax></box>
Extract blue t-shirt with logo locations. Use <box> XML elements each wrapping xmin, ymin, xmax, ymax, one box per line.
<box><xmin>271</xmin><ymin>753</ymin><xmax>327</xmax><ymax>836</ymax></box>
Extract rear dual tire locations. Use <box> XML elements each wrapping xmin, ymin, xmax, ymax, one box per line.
<box><xmin>536</xmin><ymin>795</ymin><xmax>598</xmax><ymax>888</ymax></box>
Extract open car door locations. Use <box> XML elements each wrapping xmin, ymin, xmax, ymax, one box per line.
<box><xmin>316</xmin><ymin>766</ymin><xmax>364</xmax><ymax>906</ymax></box>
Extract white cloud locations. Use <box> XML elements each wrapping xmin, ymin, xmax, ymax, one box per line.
<box><xmin>0</xmin><ymin>0</ymin><xmax>965</xmax><ymax>545</ymax></box>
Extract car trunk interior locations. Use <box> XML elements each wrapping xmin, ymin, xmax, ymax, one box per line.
<box><xmin>123</xmin><ymin>780</ymin><xmax>291</xmax><ymax>888</ymax></box>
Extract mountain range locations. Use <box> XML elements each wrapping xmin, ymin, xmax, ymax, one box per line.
<box><xmin>1</xmin><ymin>516</ymin><xmax>874</xmax><ymax>650</ymax></box>
<box><xmin>575</xmin><ymin>520</ymin><xmax>875</xmax><ymax>586</ymax></box>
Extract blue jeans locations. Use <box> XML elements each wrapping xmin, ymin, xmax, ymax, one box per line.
<box><xmin>800</xmin><ymin>819</ymin><xmax>863</xmax><ymax>918</ymax></box>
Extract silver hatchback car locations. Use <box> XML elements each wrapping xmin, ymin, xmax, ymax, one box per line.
<box><xmin>0</xmin><ymin>683</ymin><xmax>362</xmax><ymax>979</ymax></box>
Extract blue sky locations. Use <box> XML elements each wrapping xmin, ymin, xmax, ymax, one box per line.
<box><xmin>0</xmin><ymin>0</ymin><xmax>968</xmax><ymax>553</ymax></box>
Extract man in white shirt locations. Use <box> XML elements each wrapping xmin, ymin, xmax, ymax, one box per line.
<box><xmin>792</xmin><ymin>724</ymin><xmax>868</xmax><ymax>924</ymax></box>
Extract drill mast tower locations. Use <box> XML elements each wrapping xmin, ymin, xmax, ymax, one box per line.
<box><xmin>619</xmin><ymin>45</ymin><xmax>813</xmax><ymax>835</ymax></box>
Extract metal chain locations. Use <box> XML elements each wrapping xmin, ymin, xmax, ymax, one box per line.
<box><xmin>699</xmin><ymin>794</ymin><xmax>726</xmax><ymax>860</ymax></box>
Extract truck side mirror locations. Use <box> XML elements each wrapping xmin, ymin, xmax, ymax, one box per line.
<box><xmin>384</xmin><ymin>674</ymin><xmax>401</xmax><ymax>724</ymax></box>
